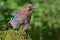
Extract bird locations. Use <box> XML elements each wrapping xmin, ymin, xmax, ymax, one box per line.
<box><xmin>3</xmin><ymin>4</ymin><xmax>35</xmax><ymax>31</ymax></box>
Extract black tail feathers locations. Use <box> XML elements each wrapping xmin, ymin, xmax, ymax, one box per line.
<box><xmin>2</xmin><ymin>23</ymin><xmax>12</xmax><ymax>31</ymax></box>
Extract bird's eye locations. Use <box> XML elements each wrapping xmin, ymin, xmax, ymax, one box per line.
<box><xmin>29</xmin><ymin>6</ymin><xmax>32</xmax><ymax>8</ymax></box>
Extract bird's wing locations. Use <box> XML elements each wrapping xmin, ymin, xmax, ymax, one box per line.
<box><xmin>10</xmin><ymin>18</ymin><xmax>24</xmax><ymax>29</ymax></box>
<box><xmin>11</xmin><ymin>10</ymin><xmax>21</xmax><ymax>16</ymax></box>
<box><xmin>11</xmin><ymin>10</ymin><xmax>28</xmax><ymax>21</ymax></box>
<box><xmin>11</xmin><ymin>10</ymin><xmax>26</xmax><ymax>17</ymax></box>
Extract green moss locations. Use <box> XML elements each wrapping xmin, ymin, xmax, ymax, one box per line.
<box><xmin>0</xmin><ymin>28</ymin><xmax>31</xmax><ymax>40</ymax></box>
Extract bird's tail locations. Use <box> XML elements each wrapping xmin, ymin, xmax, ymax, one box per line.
<box><xmin>2</xmin><ymin>23</ymin><xmax>12</xmax><ymax>31</ymax></box>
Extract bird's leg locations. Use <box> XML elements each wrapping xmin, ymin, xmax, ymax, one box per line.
<box><xmin>22</xmin><ymin>23</ymin><xmax>29</xmax><ymax>39</ymax></box>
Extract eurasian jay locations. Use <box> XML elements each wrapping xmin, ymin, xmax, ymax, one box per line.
<box><xmin>3</xmin><ymin>4</ymin><xmax>35</xmax><ymax>31</ymax></box>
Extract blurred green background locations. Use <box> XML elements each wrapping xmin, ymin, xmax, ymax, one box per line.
<box><xmin>0</xmin><ymin>0</ymin><xmax>60</xmax><ymax>40</ymax></box>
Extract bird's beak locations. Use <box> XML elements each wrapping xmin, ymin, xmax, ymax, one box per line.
<box><xmin>33</xmin><ymin>7</ymin><xmax>36</xmax><ymax>9</ymax></box>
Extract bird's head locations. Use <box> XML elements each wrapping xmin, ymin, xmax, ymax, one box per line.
<box><xmin>27</xmin><ymin>4</ymin><xmax>35</xmax><ymax>11</ymax></box>
<box><xmin>23</xmin><ymin>4</ymin><xmax>35</xmax><ymax>13</ymax></box>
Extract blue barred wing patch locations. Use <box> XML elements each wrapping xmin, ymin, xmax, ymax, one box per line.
<box><xmin>12</xmin><ymin>16</ymin><xmax>18</xmax><ymax>20</ymax></box>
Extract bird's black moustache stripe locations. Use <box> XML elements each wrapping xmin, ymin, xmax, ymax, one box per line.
<box><xmin>28</xmin><ymin>8</ymin><xmax>32</xmax><ymax>11</ymax></box>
